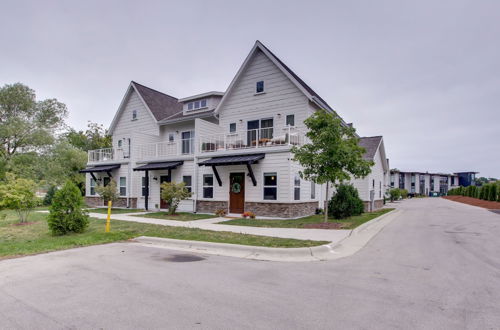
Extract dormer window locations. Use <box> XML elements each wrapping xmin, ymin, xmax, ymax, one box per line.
<box><xmin>256</xmin><ymin>81</ymin><xmax>264</xmax><ymax>94</ymax></box>
<box><xmin>132</xmin><ymin>110</ymin><xmax>137</xmax><ymax>120</ymax></box>
<box><xmin>187</xmin><ymin>99</ymin><xmax>207</xmax><ymax>111</ymax></box>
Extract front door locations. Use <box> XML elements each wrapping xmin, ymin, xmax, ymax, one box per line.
<box><xmin>160</xmin><ymin>175</ymin><xmax>170</xmax><ymax>209</ymax></box>
<box><xmin>229</xmin><ymin>173</ymin><xmax>245</xmax><ymax>214</ymax></box>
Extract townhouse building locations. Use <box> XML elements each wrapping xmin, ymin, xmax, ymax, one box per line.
<box><xmin>81</xmin><ymin>41</ymin><xmax>389</xmax><ymax>217</ymax></box>
<box><xmin>389</xmin><ymin>170</ymin><xmax>460</xmax><ymax>196</ymax></box>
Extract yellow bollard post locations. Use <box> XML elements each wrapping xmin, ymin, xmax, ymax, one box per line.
<box><xmin>105</xmin><ymin>200</ymin><xmax>112</xmax><ymax>233</ymax></box>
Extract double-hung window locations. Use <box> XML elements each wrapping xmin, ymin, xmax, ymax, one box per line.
<box><xmin>203</xmin><ymin>175</ymin><xmax>213</xmax><ymax>198</ymax></box>
<box><xmin>132</xmin><ymin>110</ymin><xmax>137</xmax><ymax>120</ymax></box>
<box><xmin>90</xmin><ymin>178</ymin><xmax>96</xmax><ymax>196</ymax></box>
<box><xmin>229</xmin><ymin>123</ymin><xmax>236</xmax><ymax>133</ymax></box>
<box><xmin>119</xmin><ymin>177</ymin><xmax>127</xmax><ymax>197</ymax></box>
<box><xmin>294</xmin><ymin>175</ymin><xmax>301</xmax><ymax>200</ymax></box>
<box><xmin>263</xmin><ymin>173</ymin><xmax>277</xmax><ymax>200</ymax></box>
<box><xmin>183</xmin><ymin>176</ymin><xmax>192</xmax><ymax>193</ymax></box>
<box><xmin>286</xmin><ymin>114</ymin><xmax>295</xmax><ymax>127</ymax></box>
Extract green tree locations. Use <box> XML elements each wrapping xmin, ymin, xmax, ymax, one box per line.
<box><xmin>64</xmin><ymin>121</ymin><xmax>112</xmax><ymax>152</ymax></box>
<box><xmin>0</xmin><ymin>174</ymin><xmax>39</xmax><ymax>223</ymax></box>
<box><xmin>0</xmin><ymin>83</ymin><xmax>67</xmax><ymax>161</ymax></box>
<box><xmin>160</xmin><ymin>182</ymin><xmax>192</xmax><ymax>215</ymax></box>
<box><xmin>95</xmin><ymin>179</ymin><xmax>119</xmax><ymax>204</ymax></box>
<box><xmin>389</xmin><ymin>188</ymin><xmax>401</xmax><ymax>201</ymax></box>
<box><xmin>292</xmin><ymin>110</ymin><xmax>373</xmax><ymax>222</ymax></box>
<box><xmin>47</xmin><ymin>181</ymin><xmax>89</xmax><ymax>235</ymax></box>
<box><xmin>328</xmin><ymin>184</ymin><xmax>364</xmax><ymax>219</ymax></box>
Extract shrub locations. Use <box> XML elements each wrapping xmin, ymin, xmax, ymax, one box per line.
<box><xmin>160</xmin><ymin>182</ymin><xmax>192</xmax><ymax>215</ymax></box>
<box><xmin>242</xmin><ymin>211</ymin><xmax>256</xmax><ymax>219</ymax></box>
<box><xmin>400</xmin><ymin>189</ymin><xmax>409</xmax><ymax>199</ymax></box>
<box><xmin>48</xmin><ymin>181</ymin><xmax>89</xmax><ymax>235</ymax></box>
<box><xmin>215</xmin><ymin>208</ymin><xmax>227</xmax><ymax>217</ymax></box>
<box><xmin>328</xmin><ymin>184</ymin><xmax>364</xmax><ymax>219</ymax></box>
<box><xmin>95</xmin><ymin>179</ymin><xmax>119</xmax><ymax>204</ymax></box>
<box><xmin>482</xmin><ymin>185</ymin><xmax>490</xmax><ymax>200</ymax></box>
<box><xmin>489</xmin><ymin>184</ymin><xmax>498</xmax><ymax>202</ymax></box>
<box><xmin>43</xmin><ymin>185</ymin><xmax>58</xmax><ymax>206</ymax></box>
<box><xmin>315</xmin><ymin>208</ymin><xmax>324</xmax><ymax>215</ymax></box>
<box><xmin>389</xmin><ymin>188</ymin><xmax>401</xmax><ymax>202</ymax></box>
<box><xmin>0</xmin><ymin>174</ymin><xmax>38</xmax><ymax>223</ymax></box>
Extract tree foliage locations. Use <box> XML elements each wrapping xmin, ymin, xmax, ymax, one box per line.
<box><xmin>160</xmin><ymin>182</ymin><xmax>192</xmax><ymax>215</ymax></box>
<box><xmin>64</xmin><ymin>121</ymin><xmax>112</xmax><ymax>152</ymax></box>
<box><xmin>47</xmin><ymin>181</ymin><xmax>89</xmax><ymax>235</ymax></box>
<box><xmin>95</xmin><ymin>179</ymin><xmax>119</xmax><ymax>204</ymax></box>
<box><xmin>292</xmin><ymin>110</ymin><xmax>373</xmax><ymax>221</ymax></box>
<box><xmin>328</xmin><ymin>184</ymin><xmax>364</xmax><ymax>219</ymax></box>
<box><xmin>0</xmin><ymin>83</ymin><xmax>67</xmax><ymax>160</ymax></box>
<box><xmin>0</xmin><ymin>173</ymin><xmax>39</xmax><ymax>223</ymax></box>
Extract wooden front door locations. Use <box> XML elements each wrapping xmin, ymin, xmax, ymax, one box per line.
<box><xmin>229</xmin><ymin>173</ymin><xmax>245</xmax><ymax>214</ymax></box>
<box><xmin>160</xmin><ymin>175</ymin><xmax>170</xmax><ymax>209</ymax></box>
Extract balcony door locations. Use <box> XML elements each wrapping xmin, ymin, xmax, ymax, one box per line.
<box><xmin>181</xmin><ymin>131</ymin><xmax>194</xmax><ymax>154</ymax></box>
<box><xmin>247</xmin><ymin>120</ymin><xmax>259</xmax><ymax>147</ymax></box>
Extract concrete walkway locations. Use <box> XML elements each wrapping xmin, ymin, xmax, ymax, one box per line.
<box><xmin>89</xmin><ymin>211</ymin><xmax>352</xmax><ymax>242</ymax></box>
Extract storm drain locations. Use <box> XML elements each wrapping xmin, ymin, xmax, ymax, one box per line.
<box><xmin>162</xmin><ymin>254</ymin><xmax>206</xmax><ymax>262</ymax></box>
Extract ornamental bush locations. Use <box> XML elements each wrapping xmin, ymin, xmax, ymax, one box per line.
<box><xmin>160</xmin><ymin>181</ymin><xmax>192</xmax><ymax>215</ymax></box>
<box><xmin>0</xmin><ymin>174</ymin><xmax>38</xmax><ymax>223</ymax></box>
<box><xmin>481</xmin><ymin>185</ymin><xmax>490</xmax><ymax>201</ymax></box>
<box><xmin>48</xmin><ymin>181</ymin><xmax>89</xmax><ymax>235</ymax></box>
<box><xmin>95</xmin><ymin>179</ymin><xmax>119</xmax><ymax>204</ymax></box>
<box><xmin>43</xmin><ymin>185</ymin><xmax>58</xmax><ymax>206</ymax></box>
<box><xmin>389</xmin><ymin>188</ymin><xmax>401</xmax><ymax>202</ymax></box>
<box><xmin>328</xmin><ymin>184</ymin><xmax>364</xmax><ymax>219</ymax></box>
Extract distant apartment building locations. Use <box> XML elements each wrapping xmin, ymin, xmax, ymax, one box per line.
<box><xmin>455</xmin><ymin>172</ymin><xmax>478</xmax><ymax>187</ymax></box>
<box><xmin>389</xmin><ymin>170</ymin><xmax>460</xmax><ymax>195</ymax></box>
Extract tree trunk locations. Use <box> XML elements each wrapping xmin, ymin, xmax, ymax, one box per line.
<box><xmin>324</xmin><ymin>181</ymin><xmax>329</xmax><ymax>223</ymax></box>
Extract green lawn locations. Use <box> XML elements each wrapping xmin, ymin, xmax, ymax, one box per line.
<box><xmin>87</xmin><ymin>208</ymin><xmax>145</xmax><ymax>214</ymax></box>
<box><xmin>219</xmin><ymin>208</ymin><xmax>395</xmax><ymax>230</ymax></box>
<box><xmin>0</xmin><ymin>210</ymin><xmax>327</xmax><ymax>259</ymax></box>
<box><xmin>134</xmin><ymin>212</ymin><xmax>218</xmax><ymax>221</ymax></box>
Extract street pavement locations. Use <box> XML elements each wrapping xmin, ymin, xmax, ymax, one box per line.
<box><xmin>1</xmin><ymin>198</ymin><xmax>500</xmax><ymax>329</ymax></box>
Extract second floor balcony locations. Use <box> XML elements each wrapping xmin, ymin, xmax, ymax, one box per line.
<box><xmin>87</xmin><ymin>127</ymin><xmax>306</xmax><ymax>164</ymax></box>
<box><xmin>199</xmin><ymin>126</ymin><xmax>306</xmax><ymax>153</ymax></box>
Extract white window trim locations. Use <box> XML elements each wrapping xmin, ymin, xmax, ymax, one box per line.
<box><xmin>118</xmin><ymin>177</ymin><xmax>127</xmax><ymax>197</ymax></box>
<box><xmin>255</xmin><ymin>80</ymin><xmax>265</xmax><ymax>95</ymax></box>
<box><xmin>90</xmin><ymin>178</ymin><xmax>96</xmax><ymax>196</ymax></box>
<box><xmin>203</xmin><ymin>174</ymin><xmax>214</xmax><ymax>199</ymax></box>
<box><xmin>263</xmin><ymin>172</ymin><xmax>277</xmax><ymax>201</ymax></box>
<box><xmin>294</xmin><ymin>174</ymin><xmax>301</xmax><ymax>201</ymax></box>
<box><xmin>187</xmin><ymin>99</ymin><xmax>208</xmax><ymax>111</ymax></box>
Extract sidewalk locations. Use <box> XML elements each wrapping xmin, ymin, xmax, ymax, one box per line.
<box><xmin>89</xmin><ymin>212</ymin><xmax>351</xmax><ymax>242</ymax></box>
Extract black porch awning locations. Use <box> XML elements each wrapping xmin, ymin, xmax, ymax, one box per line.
<box><xmin>79</xmin><ymin>164</ymin><xmax>121</xmax><ymax>173</ymax></box>
<box><xmin>198</xmin><ymin>153</ymin><xmax>265</xmax><ymax>187</ymax></box>
<box><xmin>198</xmin><ymin>153</ymin><xmax>265</xmax><ymax>166</ymax></box>
<box><xmin>133</xmin><ymin>161</ymin><xmax>184</xmax><ymax>171</ymax></box>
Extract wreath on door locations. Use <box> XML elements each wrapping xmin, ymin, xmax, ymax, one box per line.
<box><xmin>231</xmin><ymin>182</ymin><xmax>241</xmax><ymax>194</ymax></box>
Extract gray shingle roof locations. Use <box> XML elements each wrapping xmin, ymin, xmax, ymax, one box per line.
<box><xmin>132</xmin><ymin>81</ymin><xmax>182</xmax><ymax>121</ymax></box>
<box><xmin>359</xmin><ymin>136</ymin><xmax>382</xmax><ymax>161</ymax></box>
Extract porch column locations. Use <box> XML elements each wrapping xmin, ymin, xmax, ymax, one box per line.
<box><xmin>145</xmin><ymin>170</ymin><xmax>149</xmax><ymax>210</ymax></box>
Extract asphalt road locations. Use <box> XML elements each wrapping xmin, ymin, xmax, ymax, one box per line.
<box><xmin>1</xmin><ymin>198</ymin><xmax>499</xmax><ymax>329</ymax></box>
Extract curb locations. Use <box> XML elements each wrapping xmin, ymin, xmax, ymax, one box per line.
<box><xmin>132</xmin><ymin>209</ymin><xmax>400</xmax><ymax>262</ymax></box>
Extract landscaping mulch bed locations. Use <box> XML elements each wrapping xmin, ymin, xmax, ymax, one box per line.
<box><xmin>442</xmin><ymin>196</ymin><xmax>500</xmax><ymax>210</ymax></box>
<box><xmin>303</xmin><ymin>222</ymin><xmax>344</xmax><ymax>229</ymax></box>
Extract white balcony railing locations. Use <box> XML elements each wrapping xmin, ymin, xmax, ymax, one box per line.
<box><xmin>137</xmin><ymin>138</ymin><xmax>194</xmax><ymax>160</ymax></box>
<box><xmin>199</xmin><ymin>126</ymin><xmax>305</xmax><ymax>153</ymax></box>
<box><xmin>87</xmin><ymin>148</ymin><xmax>129</xmax><ymax>163</ymax></box>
